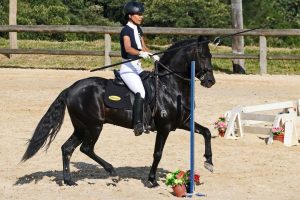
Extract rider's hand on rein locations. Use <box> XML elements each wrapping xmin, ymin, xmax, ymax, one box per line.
<box><xmin>139</xmin><ymin>51</ymin><xmax>151</xmax><ymax>59</ymax></box>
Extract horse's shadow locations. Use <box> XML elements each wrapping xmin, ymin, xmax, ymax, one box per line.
<box><xmin>14</xmin><ymin>162</ymin><xmax>170</xmax><ymax>187</ymax></box>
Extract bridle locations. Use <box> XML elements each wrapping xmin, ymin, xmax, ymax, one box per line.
<box><xmin>153</xmin><ymin>41</ymin><xmax>209</xmax><ymax>82</ymax></box>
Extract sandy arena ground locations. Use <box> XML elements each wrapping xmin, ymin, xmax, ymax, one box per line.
<box><xmin>0</xmin><ymin>68</ymin><xmax>300</xmax><ymax>200</ymax></box>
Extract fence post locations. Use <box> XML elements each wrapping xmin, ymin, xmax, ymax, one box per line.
<box><xmin>259</xmin><ymin>36</ymin><xmax>267</xmax><ymax>75</ymax></box>
<box><xmin>104</xmin><ymin>33</ymin><xmax>111</xmax><ymax>66</ymax></box>
<box><xmin>9</xmin><ymin>0</ymin><xmax>18</xmax><ymax>58</ymax></box>
<box><xmin>231</xmin><ymin>0</ymin><xmax>245</xmax><ymax>74</ymax></box>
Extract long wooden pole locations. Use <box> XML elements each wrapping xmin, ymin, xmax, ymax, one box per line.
<box><xmin>231</xmin><ymin>0</ymin><xmax>245</xmax><ymax>73</ymax></box>
<box><xmin>9</xmin><ymin>0</ymin><xmax>18</xmax><ymax>58</ymax></box>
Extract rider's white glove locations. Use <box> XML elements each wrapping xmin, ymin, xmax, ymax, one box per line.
<box><xmin>149</xmin><ymin>53</ymin><xmax>160</xmax><ymax>62</ymax></box>
<box><xmin>138</xmin><ymin>51</ymin><xmax>151</xmax><ymax>59</ymax></box>
<box><xmin>152</xmin><ymin>55</ymin><xmax>160</xmax><ymax>62</ymax></box>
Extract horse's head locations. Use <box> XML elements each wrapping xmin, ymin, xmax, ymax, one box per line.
<box><xmin>194</xmin><ymin>36</ymin><xmax>215</xmax><ymax>88</ymax></box>
<box><xmin>159</xmin><ymin>37</ymin><xmax>215</xmax><ymax>88</ymax></box>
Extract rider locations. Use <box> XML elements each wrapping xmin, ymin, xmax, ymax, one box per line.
<box><xmin>119</xmin><ymin>1</ymin><xmax>159</xmax><ymax>136</ymax></box>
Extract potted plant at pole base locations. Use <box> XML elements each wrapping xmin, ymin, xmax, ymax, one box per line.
<box><xmin>214</xmin><ymin>115</ymin><xmax>227</xmax><ymax>137</ymax></box>
<box><xmin>185</xmin><ymin>170</ymin><xmax>201</xmax><ymax>193</ymax></box>
<box><xmin>272</xmin><ymin>126</ymin><xmax>285</xmax><ymax>143</ymax></box>
<box><xmin>165</xmin><ymin>169</ymin><xmax>200</xmax><ymax>197</ymax></box>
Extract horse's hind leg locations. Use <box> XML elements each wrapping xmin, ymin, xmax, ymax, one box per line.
<box><xmin>61</xmin><ymin>131</ymin><xmax>84</xmax><ymax>186</ymax></box>
<box><xmin>80</xmin><ymin>125</ymin><xmax>117</xmax><ymax>176</ymax></box>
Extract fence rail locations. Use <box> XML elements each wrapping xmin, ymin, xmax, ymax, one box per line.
<box><xmin>0</xmin><ymin>48</ymin><xmax>299</xmax><ymax>60</ymax></box>
<box><xmin>1</xmin><ymin>25</ymin><xmax>300</xmax><ymax>35</ymax></box>
<box><xmin>1</xmin><ymin>25</ymin><xmax>300</xmax><ymax>74</ymax></box>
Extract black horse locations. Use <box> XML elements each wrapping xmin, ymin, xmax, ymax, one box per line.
<box><xmin>21</xmin><ymin>36</ymin><xmax>216</xmax><ymax>187</ymax></box>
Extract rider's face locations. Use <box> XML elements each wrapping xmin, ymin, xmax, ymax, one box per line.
<box><xmin>129</xmin><ymin>14</ymin><xmax>143</xmax><ymax>25</ymax></box>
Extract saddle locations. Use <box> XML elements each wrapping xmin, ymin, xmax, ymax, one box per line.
<box><xmin>104</xmin><ymin>70</ymin><xmax>154</xmax><ymax>110</ymax></box>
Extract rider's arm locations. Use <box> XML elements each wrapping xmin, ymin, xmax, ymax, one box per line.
<box><xmin>141</xmin><ymin>37</ymin><xmax>150</xmax><ymax>52</ymax></box>
<box><xmin>123</xmin><ymin>35</ymin><xmax>140</xmax><ymax>56</ymax></box>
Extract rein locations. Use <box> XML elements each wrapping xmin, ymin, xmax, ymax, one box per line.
<box><xmin>151</xmin><ymin>62</ymin><xmax>194</xmax><ymax>124</ymax></box>
<box><xmin>150</xmin><ymin>45</ymin><xmax>202</xmax><ymax>118</ymax></box>
<box><xmin>153</xmin><ymin>60</ymin><xmax>193</xmax><ymax>82</ymax></box>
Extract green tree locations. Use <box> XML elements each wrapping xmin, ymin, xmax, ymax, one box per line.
<box><xmin>243</xmin><ymin>0</ymin><xmax>300</xmax><ymax>46</ymax></box>
<box><xmin>0</xmin><ymin>0</ymin><xmax>8</xmax><ymax>24</ymax></box>
<box><xmin>143</xmin><ymin>0</ymin><xmax>230</xmax><ymax>28</ymax></box>
<box><xmin>140</xmin><ymin>0</ymin><xmax>230</xmax><ymax>44</ymax></box>
<box><xmin>99</xmin><ymin>0</ymin><xmax>126</xmax><ymax>24</ymax></box>
<box><xmin>17</xmin><ymin>0</ymin><xmax>116</xmax><ymax>40</ymax></box>
<box><xmin>0</xmin><ymin>0</ymin><xmax>9</xmax><ymax>37</ymax></box>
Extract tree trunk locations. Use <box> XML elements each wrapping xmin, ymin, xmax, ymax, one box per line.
<box><xmin>231</xmin><ymin>0</ymin><xmax>245</xmax><ymax>74</ymax></box>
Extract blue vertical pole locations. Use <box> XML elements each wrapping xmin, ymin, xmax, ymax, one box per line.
<box><xmin>189</xmin><ymin>61</ymin><xmax>195</xmax><ymax>194</ymax></box>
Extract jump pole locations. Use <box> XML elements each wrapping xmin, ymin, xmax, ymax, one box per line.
<box><xmin>189</xmin><ymin>61</ymin><xmax>195</xmax><ymax>195</ymax></box>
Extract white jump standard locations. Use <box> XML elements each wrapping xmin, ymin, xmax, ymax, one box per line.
<box><xmin>224</xmin><ymin>100</ymin><xmax>300</xmax><ymax>147</ymax></box>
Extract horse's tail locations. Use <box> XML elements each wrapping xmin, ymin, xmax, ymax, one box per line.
<box><xmin>21</xmin><ymin>89</ymin><xmax>67</xmax><ymax>162</ymax></box>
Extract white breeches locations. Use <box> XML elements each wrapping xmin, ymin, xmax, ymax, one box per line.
<box><xmin>120</xmin><ymin>60</ymin><xmax>145</xmax><ymax>98</ymax></box>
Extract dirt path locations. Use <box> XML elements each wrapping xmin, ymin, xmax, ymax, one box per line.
<box><xmin>0</xmin><ymin>68</ymin><xmax>299</xmax><ymax>200</ymax></box>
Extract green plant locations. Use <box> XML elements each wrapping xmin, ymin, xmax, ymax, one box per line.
<box><xmin>165</xmin><ymin>169</ymin><xmax>200</xmax><ymax>187</ymax></box>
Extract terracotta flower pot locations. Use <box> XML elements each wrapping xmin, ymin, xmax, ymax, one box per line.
<box><xmin>172</xmin><ymin>184</ymin><xmax>186</xmax><ymax>197</ymax></box>
<box><xmin>218</xmin><ymin>129</ymin><xmax>226</xmax><ymax>137</ymax></box>
<box><xmin>273</xmin><ymin>134</ymin><xmax>284</xmax><ymax>143</ymax></box>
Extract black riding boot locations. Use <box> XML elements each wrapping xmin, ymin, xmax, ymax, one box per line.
<box><xmin>133</xmin><ymin>93</ymin><xmax>144</xmax><ymax>136</ymax></box>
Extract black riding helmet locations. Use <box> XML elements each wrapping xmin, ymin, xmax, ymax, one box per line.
<box><xmin>123</xmin><ymin>1</ymin><xmax>144</xmax><ymax>15</ymax></box>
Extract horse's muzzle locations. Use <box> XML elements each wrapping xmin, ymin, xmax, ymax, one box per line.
<box><xmin>200</xmin><ymin>73</ymin><xmax>215</xmax><ymax>88</ymax></box>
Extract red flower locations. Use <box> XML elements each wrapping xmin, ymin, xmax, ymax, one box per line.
<box><xmin>176</xmin><ymin>171</ymin><xmax>186</xmax><ymax>180</ymax></box>
<box><xmin>194</xmin><ymin>174</ymin><xmax>200</xmax><ymax>184</ymax></box>
<box><xmin>185</xmin><ymin>170</ymin><xmax>200</xmax><ymax>185</ymax></box>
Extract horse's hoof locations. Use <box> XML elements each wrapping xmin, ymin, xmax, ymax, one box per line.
<box><xmin>145</xmin><ymin>180</ymin><xmax>159</xmax><ymax>188</ymax></box>
<box><xmin>64</xmin><ymin>179</ymin><xmax>78</xmax><ymax>186</ymax></box>
<box><xmin>204</xmin><ymin>161</ymin><xmax>214</xmax><ymax>173</ymax></box>
<box><xmin>109</xmin><ymin>168</ymin><xmax>117</xmax><ymax>177</ymax></box>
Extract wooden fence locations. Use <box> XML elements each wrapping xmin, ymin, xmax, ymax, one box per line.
<box><xmin>1</xmin><ymin>25</ymin><xmax>300</xmax><ymax>74</ymax></box>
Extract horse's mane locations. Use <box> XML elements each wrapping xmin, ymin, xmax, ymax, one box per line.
<box><xmin>160</xmin><ymin>38</ymin><xmax>197</xmax><ymax>61</ymax></box>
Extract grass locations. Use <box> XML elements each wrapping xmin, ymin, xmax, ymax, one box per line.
<box><xmin>0</xmin><ymin>38</ymin><xmax>299</xmax><ymax>74</ymax></box>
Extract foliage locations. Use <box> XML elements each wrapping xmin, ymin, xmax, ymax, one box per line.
<box><xmin>272</xmin><ymin>127</ymin><xmax>284</xmax><ymax>136</ymax></box>
<box><xmin>142</xmin><ymin>0</ymin><xmax>230</xmax><ymax>44</ymax></box>
<box><xmin>0</xmin><ymin>0</ymin><xmax>8</xmax><ymax>24</ymax></box>
<box><xmin>165</xmin><ymin>169</ymin><xmax>200</xmax><ymax>187</ymax></box>
<box><xmin>0</xmin><ymin>0</ymin><xmax>8</xmax><ymax>37</ymax></box>
<box><xmin>0</xmin><ymin>0</ymin><xmax>299</xmax><ymax>45</ymax></box>
<box><xmin>243</xmin><ymin>0</ymin><xmax>300</xmax><ymax>47</ymax></box>
<box><xmin>143</xmin><ymin>0</ymin><xmax>230</xmax><ymax>28</ymax></box>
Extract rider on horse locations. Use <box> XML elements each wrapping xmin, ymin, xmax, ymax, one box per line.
<box><xmin>119</xmin><ymin>1</ymin><xmax>159</xmax><ymax>136</ymax></box>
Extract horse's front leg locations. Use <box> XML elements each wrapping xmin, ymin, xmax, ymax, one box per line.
<box><xmin>147</xmin><ymin>129</ymin><xmax>170</xmax><ymax>188</ymax></box>
<box><xmin>181</xmin><ymin>122</ymin><xmax>213</xmax><ymax>172</ymax></box>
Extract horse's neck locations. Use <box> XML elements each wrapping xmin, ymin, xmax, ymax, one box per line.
<box><xmin>157</xmin><ymin>66</ymin><xmax>191</xmax><ymax>104</ymax></box>
<box><xmin>157</xmin><ymin>48</ymin><xmax>193</xmax><ymax>104</ymax></box>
